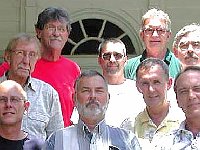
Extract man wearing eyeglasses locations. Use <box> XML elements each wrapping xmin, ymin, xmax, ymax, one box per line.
<box><xmin>0</xmin><ymin>80</ymin><xmax>44</xmax><ymax>150</ymax></box>
<box><xmin>97</xmin><ymin>38</ymin><xmax>145</xmax><ymax>127</ymax></box>
<box><xmin>0</xmin><ymin>33</ymin><xmax>64</xmax><ymax>140</ymax></box>
<box><xmin>125</xmin><ymin>8</ymin><xmax>181</xmax><ymax>80</ymax></box>
<box><xmin>173</xmin><ymin>23</ymin><xmax>200</xmax><ymax>70</ymax></box>
<box><xmin>0</xmin><ymin>7</ymin><xmax>81</xmax><ymax>127</ymax></box>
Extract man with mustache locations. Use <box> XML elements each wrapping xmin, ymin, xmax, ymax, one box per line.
<box><xmin>154</xmin><ymin>66</ymin><xmax>200</xmax><ymax>149</ymax></box>
<box><xmin>97</xmin><ymin>38</ymin><xmax>145</xmax><ymax>127</ymax></box>
<box><xmin>0</xmin><ymin>7</ymin><xmax>81</xmax><ymax>127</ymax></box>
<box><xmin>125</xmin><ymin>8</ymin><xmax>180</xmax><ymax>80</ymax></box>
<box><xmin>43</xmin><ymin>70</ymin><xmax>141</xmax><ymax>150</ymax></box>
<box><xmin>0</xmin><ymin>33</ymin><xmax>64</xmax><ymax>140</ymax></box>
<box><xmin>173</xmin><ymin>23</ymin><xmax>200</xmax><ymax>70</ymax></box>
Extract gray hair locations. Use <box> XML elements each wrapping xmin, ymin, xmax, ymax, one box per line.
<box><xmin>173</xmin><ymin>23</ymin><xmax>200</xmax><ymax>49</ymax></box>
<box><xmin>136</xmin><ymin>58</ymin><xmax>169</xmax><ymax>80</ymax></box>
<box><xmin>35</xmin><ymin>7</ymin><xmax>71</xmax><ymax>33</ymax></box>
<box><xmin>5</xmin><ymin>33</ymin><xmax>40</xmax><ymax>55</ymax></box>
<box><xmin>74</xmin><ymin>70</ymin><xmax>108</xmax><ymax>91</ymax></box>
<box><xmin>98</xmin><ymin>38</ymin><xmax>127</xmax><ymax>57</ymax></box>
<box><xmin>140</xmin><ymin>8</ymin><xmax>171</xmax><ymax>32</ymax></box>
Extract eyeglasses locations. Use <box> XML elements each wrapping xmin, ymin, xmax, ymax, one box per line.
<box><xmin>11</xmin><ymin>50</ymin><xmax>37</xmax><ymax>59</ymax></box>
<box><xmin>45</xmin><ymin>24</ymin><xmax>67</xmax><ymax>33</ymax></box>
<box><xmin>0</xmin><ymin>96</ymin><xmax>25</xmax><ymax>104</ymax></box>
<box><xmin>178</xmin><ymin>41</ymin><xmax>200</xmax><ymax>52</ymax></box>
<box><xmin>101</xmin><ymin>52</ymin><xmax>124</xmax><ymax>61</ymax></box>
<box><xmin>143</xmin><ymin>28</ymin><xmax>167</xmax><ymax>36</ymax></box>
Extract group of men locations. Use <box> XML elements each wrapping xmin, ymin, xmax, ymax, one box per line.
<box><xmin>0</xmin><ymin>6</ymin><xmax>200</xmax><ymax>150</ymax></box>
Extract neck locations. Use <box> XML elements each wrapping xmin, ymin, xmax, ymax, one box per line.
<box><xmin>146</xmin><ymin>48</ymin><xmax>167</xmax><ymax>60</ymax></box>
<box><xmin>8</xmin><ymin>72</ymin><xmax>27</xmax><ymax>86</ymax></box>
<box><xmin>41</xmin><ymin>46</ymin><xmax>61</xmax><ymax>61</ymax></box>
<box><xmin>0</xmin><ymin>125</ymin><xmax>26</xmax><ymax>140</ymax></box>
<box><xmin>185</xmin><ymin>117</ymin><xmax>200</xmax><ymax>137</ymax></box>
<box><xmin>81</xmin><ymin>117</ymin><xmax>103</xmax><ymax>132</ymax></box>
<box><xmin>103</xmin><ymin>72</ymin><xmax>125</xmax><ymax>85</ymax></box>
<box><xmin>147</xmin><ymin>101</ymin><xmax>169</xmax><ymax>126</ymax></box>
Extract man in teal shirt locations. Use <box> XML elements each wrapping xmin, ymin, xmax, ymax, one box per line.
<box><xmin>125</xmin><ymin>8</ymin><xmax>180</xmax><ymax>80</ymax></box>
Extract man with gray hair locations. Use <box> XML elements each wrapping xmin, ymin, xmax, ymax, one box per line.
<box><xmin>173</xmin><ymin>23</ymin><xmax>200</xmax><ymax>69</ymax></box>
<box><xmin>43</xmin><ymin>70</ymin><xmax>141</xmax><ymax>150</ymax></box>
<box><xmin>0</xmin><ymin>33</ymin><xmax>64</xmax><ymax>140</ymax></box>
<box><xmin>125</xmin><ymin>8</ymin><xmax>180</xmax><ymax>80</ymax></box>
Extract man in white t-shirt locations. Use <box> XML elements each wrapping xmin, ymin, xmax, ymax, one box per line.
<box><xmin>97</xmin><ymin>38</ymin><xmax>145</xmax><ymax>127</ymax></box>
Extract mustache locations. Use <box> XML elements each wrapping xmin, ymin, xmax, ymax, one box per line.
<box><xmin>107</xmin><ymin>62</ymin><xmax>119</xmax><ymax>67</ymax></box>
<box><xmin>85</xmin><ymin>99</ymin><xmax>100</xmax><ymax>107</ymax></box>
<box><xmin>185</xmin><ymin>53</ymin><xmax>199</xmax><ymax>59</ymax></box>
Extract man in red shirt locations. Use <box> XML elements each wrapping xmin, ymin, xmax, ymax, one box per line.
<box><xmin>33</xmin><ymin>7</ymin><xmax>81</xmax><ymax>126</ymax></box>
<box><xmin>0</xmin><ymin>7</ymin><xmax>81</xmax><ymax>127</ymax></box>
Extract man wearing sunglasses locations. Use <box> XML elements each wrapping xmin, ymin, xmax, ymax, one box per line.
<box><xmin>125</xmin><ymin>8</ymin><xmax>181</xmax><ymax>80</ymax></box>
<box><xmin>97</xmin><ymin>38</ymin><xmax>145</xmax><ymax>127</ymax></box>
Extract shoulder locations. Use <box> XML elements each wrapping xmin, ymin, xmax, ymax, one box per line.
<box><xmin>126</xmin><ymin>55</ymin><xmax>142</xmax><ymax>66</ymax></box>
<box><xmin>120</xmin><ymin>117</ymin><xmax>135</xmax><ymax>131</ymax></box>
<box><xmin>134</xmin><ymin>110</ymin><xmax>148</xmax><ymax>125</ymax></box>
<box><xmin>153</xmin><ymin>129</ymin><xmax>179</xmax><ymax>149</ymax></box>
<box><xmin>30</xmin><ymin>78</ymin><xmax>58</xmax><ymax>93</ymax></box>
<box><xmin>60</xmin><ymin>56</ymin><xmax>80</xmax><ymax>69</ymax></box>
<box><xmin>46</xmin><ymin>125</ymin><xmax>77</xmax><ymax>143</ymax></box>
<box><xmin>24</xmin><ymin>134</ymin><xmax>44</xmax><ymax>150</ymax></box>
<box><xmin>107</xmin><ymin>125</ymin><xmax>136</xmax><ymax>139</ymax></box>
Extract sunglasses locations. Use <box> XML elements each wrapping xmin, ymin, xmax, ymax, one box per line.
<box><xmin>101</xmin><ymin>52</ymin><xmax>124</xmax><ymax>61</ymax></box>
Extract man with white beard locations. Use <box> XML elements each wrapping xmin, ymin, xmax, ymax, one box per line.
<box><xmin>43</xmin><ymin>70</ymin><xmax>141</xmax><ymax>150</ymax></box>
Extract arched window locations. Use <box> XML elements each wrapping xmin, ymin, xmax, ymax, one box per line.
<box><xmin>62</xmin><ymin>19</ymin><xmax>136</xmax><ymax>55</ymax></box>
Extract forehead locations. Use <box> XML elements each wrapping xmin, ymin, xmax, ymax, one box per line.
<box><xmin>144</xmin><ymin>17</ymin><xmax>166</xmax><ymax>28</ymax></box>
<box><xmin>176</xmin><ymin>71</ymin><xmax>200</xmax><ymax>86</ymax></box>
<box><xmin>102</xmin><ymin>42</ymin><xmax>124</xmax><ymax>54</ymax></box>
<box><xmin>138</xmin><ymin>65</ymin><xmax>166</xmax><ymax>79</ymax></box>
<box><xmin>0</xmin><ymin>86</ymin><xmax>22</xmax><ymax>96</ymax></box>
<box><xmin>78</xmin><ymin>76</ymin><xmax>107</xmax><ymax>89</ymax></box>
<box><xmin>46</xmin><ymin>20</ymin><xmax>67</xmax><ymax>26</ymax></box>
<box><xmin>179</xmin><ymin>31</ymin><xmax>200</xmax><ymax>44</ymax></box>
<box><xmin>13</xmin><ymin>41</ymin><xmax>38</xmax><ymax>51</ymax></box>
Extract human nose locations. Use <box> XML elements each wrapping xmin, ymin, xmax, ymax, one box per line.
<box><xmin>52</xmin><ymin>27</ymin><xmax>61</xmax><ymax>36</ymax></box>
<box><xmin>148</xmin><ymin>84</ymin><xmax>155</xmax><ymax>92</ymax></box>
<box><xmin>4</xmin><ymin>99</ymin><xmax>12</xmax><ymax>108</ymax></box>
<box><xmin>109</xmin><ymin>54</ymin><xmax>116</xmax><ymax>62</ymax></box>
<box><xmin>188</xmin><ymin>89</ymin><xmax>196</xmax><ymax>100</ymax></box>
<box><xmin>22</xmin><ymin>54</ymin><xmax>30</xmax><ymax>64</ymax></box>
<box><xmin>152</xmin><ymin>30</ymin><xmax>159</xmax><ymax>37</ymax></box>
<box><xmin>187</xmin><ymin>44</ymin><xmax>195</xmax><ymax>52</ymax></box>
<box><xmin>89</xmin><ymin>90</ymin><xmax>97</xmax><ymax>98</ymax></box>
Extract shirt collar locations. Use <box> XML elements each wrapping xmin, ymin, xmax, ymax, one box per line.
<box><xmin>77</xmin><ymin>118</ymin><xmax>106</xmax><ymax>136</ymax></box>
<box><xmin>176</xmin><ymin>121</ymin><xmax>200</xmax><ymax>140</ymax></box>
<box><xmin>140</xmin><ymin>49</ymin><xmax>172</xmax><ymax>66</ymax></box>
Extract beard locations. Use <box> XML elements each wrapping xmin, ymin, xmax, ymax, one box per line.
<box><xmin>76</xmin><ymin>99</ymin><xmax>108</xmax><ymax>119</ymax></box>
<box><xmin>105</xmin><ymin>62</ymin><xmax>120</xmax><ymax>74</ymax></box>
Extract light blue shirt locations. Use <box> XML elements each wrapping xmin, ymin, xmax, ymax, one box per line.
<box><xmin>43</xmin><ymin>119</ymin><xmax>141</xmax><ymax>150</ymax></box>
